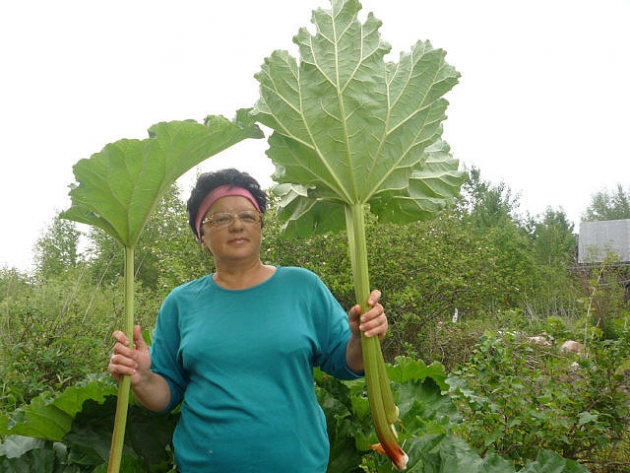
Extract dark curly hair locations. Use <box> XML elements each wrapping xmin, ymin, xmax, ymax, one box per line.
<box><xmin>187</xmin><ymin>168</ymin><xmax>267</xmax><ymax>238</ymax></box>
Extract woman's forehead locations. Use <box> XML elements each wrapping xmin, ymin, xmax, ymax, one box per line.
<box><xmin>207</xmin><ymin>195</ymin><xmax>256</xmax><ymax>213</ymax></box>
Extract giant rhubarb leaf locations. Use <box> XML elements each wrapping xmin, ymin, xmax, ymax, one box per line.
<box><xmin>252</xmin><ymin>0</ymin><xmax>465</xmax><ymax>469</ymax></box>
<box><xmin>61</xmin><ymin>111</ymin><xmax>262</xmax><ymax>473</ymax></box>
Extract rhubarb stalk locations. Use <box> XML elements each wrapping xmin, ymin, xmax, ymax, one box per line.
<box><xmin>346</xmin><ymin>204</ymin><xmax>408</xmax><ymax>470</ymax></box>
<box><xmin>252</xmin><ymin>0</ymin><xmax>465</xmax><ymax>468</ymax></box>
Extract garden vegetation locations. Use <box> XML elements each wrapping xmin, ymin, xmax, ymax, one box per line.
<box><xmin>2</xmin><ymin>174</ymin><xmax>629</xmax><ymax>472</ymax></box>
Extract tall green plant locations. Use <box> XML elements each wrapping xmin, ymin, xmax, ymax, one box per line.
<box><xmin>252</xmin><ymin>0</ymin><xmax>465</xmax><ymax>468</ymax></box>
<box><xmin>61</xmin><ymin>112</ymin><xmax>262</xmax><ymax>473</ymax></box>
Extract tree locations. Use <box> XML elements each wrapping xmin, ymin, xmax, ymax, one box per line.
<box><xmin>34</xmin><ymin>212</ymin><xmax>81</xmax><ymax>278</ymax></box>
<box><xmin>0</xmin><ymin>266</ymin><xmax>31</xmax><ymax>304</ymax></box>
<box><xmin>583</xmin><ymin>183</ymin><xmax>630</xmax><ymax>221</ymax></box>
<box><xmin>527</xmin><ymin>207</ymin><xmax>577</xmax><ymax>267</ymax></box>
<box><xmin>519</xmin><ymin>208</ymin><xmax>581</xmax><ymax>318</ymax></box>
<box><xmin>459</xmin><ymin>167</ymin><xmax>521</xmax><ymax>228</ymax></box>
<box><xmin>148</xmin><ymin>183</ymin><xmax>214</xmax><ymax>294</ymax></box>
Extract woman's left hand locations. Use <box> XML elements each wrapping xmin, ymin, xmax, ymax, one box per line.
<box><xmin>348</xmin><ymin>289</ymin><xmax>388</xmax><ymax>340</ymax></box>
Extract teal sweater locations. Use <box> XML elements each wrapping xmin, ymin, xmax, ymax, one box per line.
<box><xmin>150</xmin><ymin>266</ymin><xmax>362</xmax><ymax>472</ymax></box>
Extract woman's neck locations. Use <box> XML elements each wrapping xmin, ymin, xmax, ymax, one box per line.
<box><xmin>212</xmin><ymin>260</ymin><xmax>275</xmax><ymax>290</ymax></box>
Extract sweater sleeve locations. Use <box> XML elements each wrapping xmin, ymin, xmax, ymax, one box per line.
<box><xmin>149</xmin><ymin>290</ymin><xmax>187</xmax><ymax>412</ymax></box>
<box><xmin>310</xmin><ymin>274</ymin><xmax>363</xmax><ymax>381</ymax></box>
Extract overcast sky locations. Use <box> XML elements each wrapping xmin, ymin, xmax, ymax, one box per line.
<box><xmin>1</xmin><ymin>0</ymin><xmax>629</xmax><ymax>272</ymax></box>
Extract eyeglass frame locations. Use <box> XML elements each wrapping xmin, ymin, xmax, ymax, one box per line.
<box><xmin>201</xmin><ymin>210</ymin><xmax>263</xmax><ymax>229</ymax></box>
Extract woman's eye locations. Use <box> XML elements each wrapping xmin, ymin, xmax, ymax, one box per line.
<box><xmin>240</xmin><ymin>214</ymin><xmax>257</xmax><ymax>223</ymax></box>
<box><xmin>214</xmin><ymin>215</ymin><xmax>232</xmax><ymax>225</ymax></box>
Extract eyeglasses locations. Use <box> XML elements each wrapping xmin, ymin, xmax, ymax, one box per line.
<box><xmin>202</xmin><ymin>210</ymin><xmax>263</xmax><ymax>228</ymax></box>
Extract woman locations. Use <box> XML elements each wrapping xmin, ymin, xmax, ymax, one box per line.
<box><xmin>108</xmin><ymin>168</ymin><xmax>389</xmax><ymax>472</ymax></box>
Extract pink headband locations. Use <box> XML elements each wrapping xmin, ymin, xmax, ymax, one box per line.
<box><xmin>194</xmin><ymin>185</ymin><xmax>261</xmax><ymax>240</ymax></box>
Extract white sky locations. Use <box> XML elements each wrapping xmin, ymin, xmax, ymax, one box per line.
<box><xmin>1</xmin><ymin>0</ymin><xmax>629</xmax><ymax>272</ymax></box>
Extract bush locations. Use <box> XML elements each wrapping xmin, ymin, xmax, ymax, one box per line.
<box><xmin>1</xmin><ymin>269</ymin><xmax>122</xmax><ymax>412</ymax></box>
<box><xmin>449</xmin><ymin>332</ymin><xmax>630</xmax><ymax>468</ymax></box>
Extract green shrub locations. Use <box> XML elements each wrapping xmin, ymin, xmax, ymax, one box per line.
<box><xmin>449</xmin><ymin>332</ymin><xmax>629</xmax><ymax>467</ymax></box>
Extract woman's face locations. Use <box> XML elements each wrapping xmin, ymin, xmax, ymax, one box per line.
<box><xmin>200</xmin><ymin>195</ymin><xmax>263</xmax><ymax>263</ymax></box>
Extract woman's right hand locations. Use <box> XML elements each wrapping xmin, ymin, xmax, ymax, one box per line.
<box><xmin>108</xmin><ymin>325</ymin><xmax>152</xmax><ymax>385</ymax></box>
